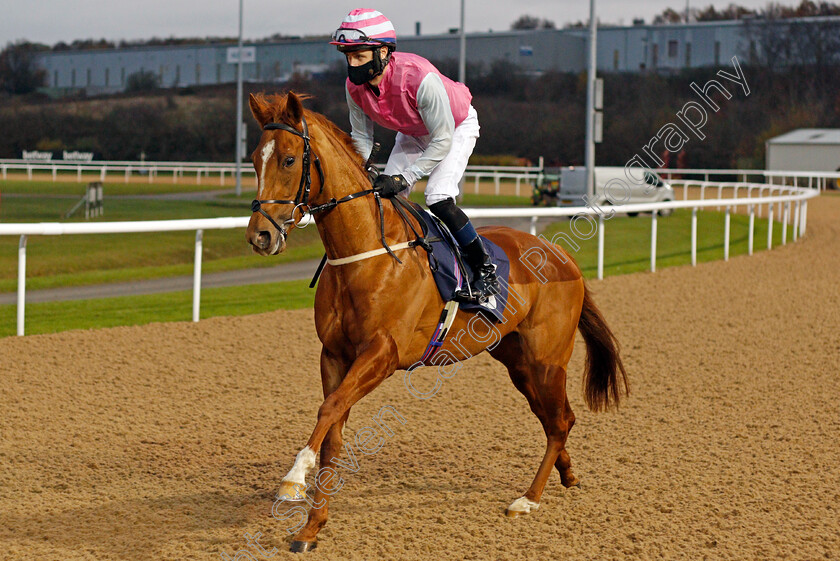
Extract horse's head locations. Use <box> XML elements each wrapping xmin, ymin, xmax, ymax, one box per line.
<box><xmin>246</xmin><ymin>92</ymin><xmax>322</xmax><ymax>256</ymax></box>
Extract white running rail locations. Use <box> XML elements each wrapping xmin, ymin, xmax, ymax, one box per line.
<box><xmin>0</xmin><ymin>181</ymin><xmax>820</xmax><ymax>336</ymax></box>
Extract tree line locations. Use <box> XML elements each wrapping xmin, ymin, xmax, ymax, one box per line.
<box><xmin>1</xmin><ymin>57</ymin><xmax>837</xmax><ymax>170</ymax></box>
<box><xmin>1</xmin><ymin>1</ymin><xmax>838</xmax><ymax>168</ymax></box>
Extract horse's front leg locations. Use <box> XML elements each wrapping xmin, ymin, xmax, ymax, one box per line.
<box><xmin>279</xmin><ymin>333</ymin><xmax>398</xmax><ymax>541</ymax></box>
<box><xmin>287</xmin><ymin>349</ymin><xmax>350</xmax><ymax>552</ymax></box>
<box><xmin>287</xmin><ymin>409</ymin><xmax>349</xmax><ymax>552</ymax></box>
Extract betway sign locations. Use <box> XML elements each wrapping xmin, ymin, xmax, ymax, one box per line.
<box><xmin>63</xmin><ymin>151</ymin><xmax>94</xmax><ymax>162</ymax></box>
<box><xmin>22</xmin><ymin>150</ymin><xmax>53</xmax><ymax>161</ymax></box>
<box><xmin>20</xmin><ymin>150</ymin><xmax>94</xmax><ymax>162</ymax></box>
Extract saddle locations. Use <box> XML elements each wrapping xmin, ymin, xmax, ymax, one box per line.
<box><xmin>413</xmin><ymin>204</ymin><xmax>511</xmax><ymax>322</ymax></box>
<box><xmin>309</xmin><ymin>195</ymin><xmax>511</xmax><ymax>323</ymax></box>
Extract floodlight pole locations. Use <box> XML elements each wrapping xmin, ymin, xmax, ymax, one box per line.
<box><xmin>235</xmin><ymin>0</ymin><xmax>244</xmax><ymax>197</ymax></box>
<box><xmin>584</xmin><ymin>0</ymin><xmax>597</xmax><ymax>199</ymax></box>
<box><xmin>459</xmin><ymin>0</ymin><xmax>466</xmax><ymax>83</ymax></box>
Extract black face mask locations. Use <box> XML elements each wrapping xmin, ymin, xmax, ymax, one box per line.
<box><xmin>346</xmin><ymin>47</ymin><xmax>390</xmax><ymax>85</ymax></box>
<box><xmin>347</xmin><ymin>59</ymin><xmax>376</xmax><ymax>85</ymax></box>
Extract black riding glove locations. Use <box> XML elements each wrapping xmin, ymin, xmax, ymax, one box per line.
<box><xmin>372</xmin><ymin>174</ymin><xmax>409</xmax><ymax>198</ymax></box>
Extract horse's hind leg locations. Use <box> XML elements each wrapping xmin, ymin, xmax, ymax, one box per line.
<box><xmin>489</xmin><ymin>333</ymin><xmax>578</xmax><ymax>517</ymax></box>
<box><xmin>554</xmin><ymin>396</ymin><xmax>579</xmax><ymax>488</ymax></box>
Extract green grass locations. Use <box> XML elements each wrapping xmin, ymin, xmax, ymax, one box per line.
<box><xmin>0</xmin><ymin>179</ymin><xmax>801</xmax><ymax>339</ymax></box>
<box><xmin>1</xmin><ymin>207</ymin><xmax>797</xmax><ymax>339</ymax></box>
<box><xmin>541</xmin><ymin>207</ymin><xmax>795</xmax><ymax>277</ymax></box>
<box><xmin>0</xmin><ymin>179</ymin><xmax>231</xmax><ymax>196</ymax></box>
<box><xmin>0</xmin><ymin>182</ymin><xmax>531</xmax><ymax>293</ymax></box>
<box><xmin>0</xmin><ymin>279</ymin><xmax>315</xmax><ymax>338</ymax></box>
<box><xmin>0</xmin><ymin>190</ymin><xmax>323</xmax><ymax>292</ymax></box>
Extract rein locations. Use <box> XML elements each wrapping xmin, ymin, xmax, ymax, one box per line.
<box><xmin>251</xmin><ymin>116</ymin><xmax>434</xmax><ymax>270</ymax></box>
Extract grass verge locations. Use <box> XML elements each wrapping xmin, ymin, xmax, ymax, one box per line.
<box><xmin>0</xmin><ymin>279</ymin><xmax>315</xmax><ymax>338</ymax></box>
<box><xmin>1</xmin><ymin>206</ymin><xmax>796</xmax><ymax>338</ymax></box>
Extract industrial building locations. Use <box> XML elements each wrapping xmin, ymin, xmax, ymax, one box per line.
<box><xmin>765</xmin><ymin>129</ymin><xmax>840</xmax><ymax>173</ymax></box>
<box><xmin>34</xmin><ymin>15</ymin><xmax>840</xmax><ymax>96</ymax></box>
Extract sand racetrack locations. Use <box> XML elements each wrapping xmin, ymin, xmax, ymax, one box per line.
<box><xmin>1</xmin><ymin>195</ymin><xmax>839</xmax><ymax>560</ymax></box>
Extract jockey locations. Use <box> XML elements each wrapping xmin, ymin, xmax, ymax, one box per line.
<box><xmin>330</xmin><ymin>8</ymin><xmax>500</xmax><ymax>300</ymax></box>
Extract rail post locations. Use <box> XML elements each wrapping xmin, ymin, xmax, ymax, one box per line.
<box><xmin>724</xmin><ymin>206</ymin><xmax>731</xmax><ymax>261</ymax></box>
<box><xmin>529</xmin><ymin>216</ymin><xmax>537</xmax><ymax>236</ymax></box>
<box><xmin>597</xmin><ymin>214</ymin><xmax>605</xmax><ymax>279</ymax></box>
<box><xmin>767</xmin><ymin>203</ymin><xmax>774</xmax><ymax>249</ymax></box>
<box><xmin>782</xmin><ymin>202</ymin><xmax>789</xmax><ymax>246</ymax></box>
<box><xmin>17</xmin><ymin>235</ymin><xmax>27</xmax><ymax>336</ymax></box>
<box><xmin>193</xmin><ymin>229</ymin><xmax>203</xmax><ymax>323</ymax></box>
<box><xmin>793</xmin><ymin>200</ymin><xmax>800</xmax><ymax>242</ymax></box>
<box><xmin>650</xmin><ymin>210</ymin><xmax>658</xmax><ymax>273</ymax></box>
<box><xmin>748</xmin><ymin>204</ymin><xmax>755</xmax><ymax>256</ymax></box>
<box><xmin>800</xmin><ymin>200</ymin><xmax>807</xmax><ymax>236</ymax></box>
<box><xmin>691</xmin><ymin>207</ymin><xmax>698</xmax><ymax>266</ymax></box>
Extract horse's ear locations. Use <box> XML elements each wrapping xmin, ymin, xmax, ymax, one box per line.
<box><xmin>249</xmin><ymin>93</ymin><xmax>271</xmax><ymax>128</ymax></box>
<box><xmin>283</xmin><ymin>92</ymin><xmax>305</xmax><ymax>126</ymax></box>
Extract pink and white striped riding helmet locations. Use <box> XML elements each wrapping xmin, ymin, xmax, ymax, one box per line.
<box><xmin>329</xmin><ymin>9</ymin><xmax>397</xmax><ymax>50</ymax></box>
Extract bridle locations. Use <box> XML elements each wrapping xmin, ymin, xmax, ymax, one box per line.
<box><xmin>251</xmin><ymin>116</ymin><xmax>378</xmax><ymax>240</ymax></box>
<box><xmin>250</xmin><ymin>117</ymin><xmax>326</xmax><ymax>237</ymax></box>
<box><xmin>250</xmin><ymin>115</ymin><xmax>433</xmax><ymax>267</ymax></box>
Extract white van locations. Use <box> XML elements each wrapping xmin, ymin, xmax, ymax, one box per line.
<box><xmin>592</xmin><ymin>166</ymin><xmax>675</xmax><ymax>216</ymax></box>
<box><xmin>547</xmin><ymin>166</ymin><xmax>675</xmax><ymax>215</ymax></box>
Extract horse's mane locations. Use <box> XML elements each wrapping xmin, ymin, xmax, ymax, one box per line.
<box><xmin>252</xmin><ymin>92</ymin><xmax>364</xmax><ymax>167</ymax></box>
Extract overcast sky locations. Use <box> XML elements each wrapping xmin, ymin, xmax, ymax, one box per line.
<box><xmin>1</xmin><ymin>0</ymin><xmax>795</xmax><ymax>46</ymax></box>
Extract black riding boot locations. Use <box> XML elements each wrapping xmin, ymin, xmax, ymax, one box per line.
<box><xmin>428</xmin><ymin>197</ymin><xmax>501</xmax><ymax>301</ymax></box>
<box><xmin>461</xmin><ymin>236</ymin><xmax>501</xmax><ymax>300</ymax></box>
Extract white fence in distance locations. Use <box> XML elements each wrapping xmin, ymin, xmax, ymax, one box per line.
<box><xmin>2</xmin><ymin>159</ymin><xmax>838</xmax><ymax>195</ymax></box>
<box><xmin>0</xmin><ymin>158</ymin><xmax>546</xmax><ymax>196</ymax></box>
<box><xmin>0</xmin><ymin>179</ymin><xmax>819</xmax><ymax>336</ymax></box>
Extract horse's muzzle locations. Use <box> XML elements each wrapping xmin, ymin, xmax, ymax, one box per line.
<box><xmin>247</xmin><ymin>227</ymin><xmax>286</xmax><ymax>256</ymax></box>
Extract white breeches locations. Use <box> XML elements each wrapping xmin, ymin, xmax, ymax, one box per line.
<box><xmin>384</xmin><ymin>106</ymin><xmax>480</xmax><ymax>205</ymax></box>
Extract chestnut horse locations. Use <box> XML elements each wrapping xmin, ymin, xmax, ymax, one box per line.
<box><xmin>245</xmin><ymin>92</ymin><xmax>628</xmax><ymax>552</ymax></box>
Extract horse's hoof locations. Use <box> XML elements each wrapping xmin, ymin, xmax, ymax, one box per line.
<box><xmin>562</xmin><ymin>477</ymin><xmax>581</xmax><ymax>489</ymax></box>
<box><xmin>277</xmin><ymin>480</ymin><xmax>307</xmax><ymax>502</ymax></box>
<box><xmin>290</xmin><ymin>540</ymin><xmax>317</xmax><ymax>553</ymax></box>
<box><xmin>505</xmin><ymin>496</ymin><xmax>540</xmax><ymax>517</ymax></box>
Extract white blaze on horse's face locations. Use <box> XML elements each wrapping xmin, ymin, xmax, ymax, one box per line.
<box><xmin>258</xmin><ymin>139</ymin><xmax>276</xmax><ymax>197</ymax></box>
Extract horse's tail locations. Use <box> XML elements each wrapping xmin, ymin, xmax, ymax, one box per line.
<box><xmin>578</xmin><ymin>280</ymin><xmax>629</xmax><ymax>412</ymax></box>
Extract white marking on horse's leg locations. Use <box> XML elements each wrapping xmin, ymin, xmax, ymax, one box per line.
<box><xmin>278</xmin><ymin>446</ymin><xmax>316</xmax><ymax>501</ymax></box>
<box><xmin>258</xmin><ymin>139</ymin><xmax>275</xmax><ymax>196</ymax></box>
<box><xmin>507</xmin><ymin>496</ymin><xmax>540</xmax><ymax>514</ymax></box>
<box><xmin>283</xmin><ymin>446</ymin><xmax>316</xmax><ymax>485</ymax></box>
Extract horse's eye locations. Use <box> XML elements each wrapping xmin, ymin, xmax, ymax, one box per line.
<box><xmin>284</xmin><ymin>156</ymin><xmax>296</xmax><ymax>168</ymax></box>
